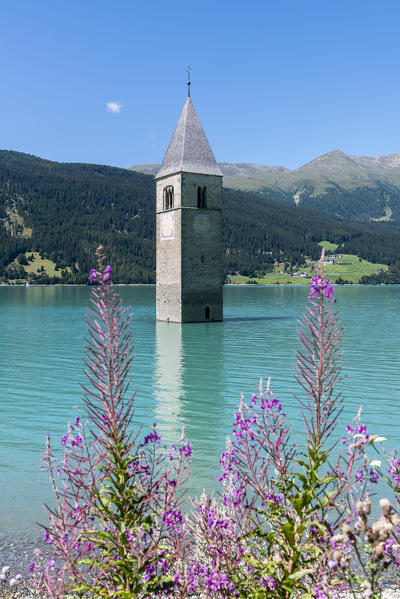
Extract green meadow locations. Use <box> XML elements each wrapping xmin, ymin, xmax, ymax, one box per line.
<box><xmin>230</xmin><ymin>242</ymin><xmax>388</xmax><ymax>285</ymax></box>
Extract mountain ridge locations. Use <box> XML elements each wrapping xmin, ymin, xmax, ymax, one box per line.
<box><xmin>130</xmin><ymin>150</ymin><xmax>400</xmax><ymax>222</ymax></box>
<box><xmin>131</xmin><ymin>150</ymin><xmax>400</xmax><ymax>177</ymax></box>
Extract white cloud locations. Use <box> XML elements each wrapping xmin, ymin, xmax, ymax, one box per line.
<box><xmin>107</xmin><ymin>101</ymin><xmax>122</xmax><ymax>113</ymax></box>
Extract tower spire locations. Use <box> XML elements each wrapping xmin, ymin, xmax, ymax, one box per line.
<box><xmin>187</xmin><ymin>66</ymin><xmax>191</xmax><ymax>97</ymax></box>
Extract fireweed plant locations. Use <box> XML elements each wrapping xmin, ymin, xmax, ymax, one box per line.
<box><xmin>178</xmin><ymin>271</ymin><xmax>373</xmax><ymax>599</ymax></box>
<box><xmin>34</xmin><ymin>248</ymin><xmax>399</xmax><ymax>599</ymax></box>
<box><xmin>37</xmin><ymin>247</ymin><xmax>191</xmax><ymax>598</ymax></box>
<box><xmin>170</xmin><ymin>256</ymin><xmax>391</xmax><ymax>599</ymax></box>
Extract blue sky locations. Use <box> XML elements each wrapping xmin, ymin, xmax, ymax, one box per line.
<box><xmin>1</xmin><ymin>0</ymin><xmax>400</xmax><ymax>169</ymax></box>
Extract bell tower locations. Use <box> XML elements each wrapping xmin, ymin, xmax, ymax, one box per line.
<box><xmin>155</xmin><ymin>83</ymin><xmax>223</xmax><ymax>323</ymax></box>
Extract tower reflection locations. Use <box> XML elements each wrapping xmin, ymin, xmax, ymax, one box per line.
<box><xmin>154</xmin><ymin>321</ymin><xmax>185</xmax><ymax>436</ymax></box>
<box><xmin>154</xmin><ymin>320</ymin><xmax>225</xmax><ymax>497</ymax></box>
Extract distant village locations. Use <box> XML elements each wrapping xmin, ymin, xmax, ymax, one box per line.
<box><xmin>292</xmin><ymin>254</ymin><xmax>348</xmax><ymax>278</ymax></box>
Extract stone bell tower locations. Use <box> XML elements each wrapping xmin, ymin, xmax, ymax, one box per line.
<box><xmin>155</xmin><ymin>84</ymin><xmax>223</xmax><ymax>323</ymax></box>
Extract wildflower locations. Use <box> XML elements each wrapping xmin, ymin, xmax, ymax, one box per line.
<box><xmin>44</xmin><ymin>530</ymin><xmax>52</xmax><ymax>543</ymax></box>
<box><xmin>29</xmin><ymin>562</ymin><xmax>35</xmax><ymax>574</ymax></box>
<box><xmin>355</xmin><ymin>469</ymin><xmax>364</xmax><ymax>481</ymax></box>
<box><xmin>179</xmin><ymin>442</ymin><xmax>192</xmax><ymax>457</ymax></box>
<box><xmin>89</xmin><ymin>269</ymin><xmax>100</xmax><ymax>283</ymax></box>
<box><xmin>308</xmin><ymin>275</ymin><xmax>336</xmax><ymax>302</ymax></box>
<box><xmin>265</xmin><ymin>576</ymin><xmax>276</xmax><ymax>590</ymax></box>
<box><xmin>125</xmin><ymin>528</ymin><xmax>133</xmax><ymax>543</ymax></box>
<box><xmin>369</xmin><ymin>469</ymin><xmax>379</xmax><ymax>484</ymax></box>
<box><xmin>61</xmin><ymin>433</ymin><xmax>68</xmax><ymax>446</ymax></box>
<box><xmin>103</xmin><ymin>265</ymin><xmax>112</xmax><ymax>282</ymax></box>
<box><xmin>1</xmin><ymin>566</ymin><xmax>10</xmax><ymax>574</ymax></box>
<box><xmin>71</xmin><ymin>435</ymin><xmax>83</xmax><ymax>447</ymax></box>
<box><xmin>314</xmin><ymin>584</ymin><xmax>329</xmax><ymax>598</ymax></box>
<box><xmin>143</xmin><ymin>430</ymin><xmax>162</xmax><ymax>445</ymax></box>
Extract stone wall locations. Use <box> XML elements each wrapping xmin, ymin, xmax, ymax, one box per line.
<box><xmin>156</xmin><ymin>172</ymin><xmax>223</xmax><ymax>323</ymax></box>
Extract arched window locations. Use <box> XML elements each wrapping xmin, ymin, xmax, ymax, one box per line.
<box><xmin>202</xmin><ymin>186</ymin><xmax>207</xmax><ymax>208</ymax></box>
<box><xmin>163</xmin><ymin>186</ymin><xmax>174</xmax><ymax>210</ymax></box>
<box><xmin>197</xmin><ymin>186</ymin><xmax>202</xmax><ymax>208</ymax></box>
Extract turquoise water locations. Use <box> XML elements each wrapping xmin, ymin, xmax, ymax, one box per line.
<box><xmin>1</xmin><ymin>285</ymin><xmax>400</xmax><ymax>534</ymax></box>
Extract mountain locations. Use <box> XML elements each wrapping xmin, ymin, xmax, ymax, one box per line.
<box><xmin>1</xmin><ymin>150</ymin><xmax>400</xmax><ymax>284</ymax></box>
<box><xmin>130</xmin><ymin>150</ymin><xmax>400</xmax><ymax>222</ymax></box>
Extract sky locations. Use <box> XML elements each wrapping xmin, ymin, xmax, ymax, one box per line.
<box><xmin>1</xmin><ymin>0</ymin><xmax>400</xmax><ymax>170</ymax></box>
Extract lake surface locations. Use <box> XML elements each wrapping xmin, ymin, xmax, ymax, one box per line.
<box><xmin>1</xmin><ymin>285</ymin><xmax>400</xmax><ymax>534</ymax></box>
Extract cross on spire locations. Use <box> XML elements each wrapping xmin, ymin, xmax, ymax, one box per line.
<box><xmin>187</xmin><ymin>66</ymin><xmax>191</xmax><ymax>97</ymax></box>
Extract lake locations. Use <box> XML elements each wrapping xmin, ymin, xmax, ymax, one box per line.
<box><xmin>1</xmin><ymin>284</ymin><xmax>400</xmax><ymax>534</ymax></box>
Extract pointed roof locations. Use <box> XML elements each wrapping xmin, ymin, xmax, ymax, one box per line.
<box><xmin>156</xmin><ymin>97</ymin><xmax>222</xmax><ymax>179</ymax></box>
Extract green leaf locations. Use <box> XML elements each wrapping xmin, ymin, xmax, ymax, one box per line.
<box><xmin>288</xmin><ymin>568</ymin><xmax>314</xmax><ymax>581</ymax></box>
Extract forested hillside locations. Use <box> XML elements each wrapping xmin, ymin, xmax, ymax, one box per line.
<box><xmin>1</xmin><ymin>150</ymin><xmax>400</xmax><ymax>284</ymax></box>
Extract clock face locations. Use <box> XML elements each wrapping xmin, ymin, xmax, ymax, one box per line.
<box><xmin>193</xmin><ymin>213</ymin><xmax>210</xmax><ymax>235</ymax></box>
<box><xmin>160</xmin><ymin>212</ymin><xmax>175</xmax><ymax>240</ymax></box>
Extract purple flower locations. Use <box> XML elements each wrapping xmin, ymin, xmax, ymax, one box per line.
<box><xmin>125</xmin><ymin>527</ymin><xmax>133</xmax><ymax>543</ymax></box>
<box><xmin>44</xmin><ymin>530</ymin><xmax>52</xmax><ymax>544</ymax></box>
<box><xmin>355</xmin><ymin>469</ymin><xmax>364</xmax><ymax>481</ymax></box>
<box><xmin>143</xmin><ymin>429</ymin><xmax>162</xmax><ymax>445</ymax></box>
<box><xmin>103</xmin><ymin>265</ymin><xmax>112</xmax><ymax>282</ymax></box>
<box><xmin>89</xmin><ymin>269</ymin><xmax>100</xmax><ymax>284</ymax></box>
<box><xmin>179</xmin><ymin>442</ymin><xmax>192</xmax><ymax>457</ymax></box>
<box><xmin>314</xmin><ymin>585</ymin><xmax>329</xmax><ymax>599</ymax></box>
<box><xmin>263</xmin><ymin>576</ymin><xmax>276</xmax><ymax>590</ymax></box>
<box><xmin>389</xmin><ymin>458</ymin><xmax>400</xmax><ymax>489</ymax></box>
<box><xmin>48</xmin><ymin>558</ymin><xmax>55</xmax><ymax>571</ymax></box>
<box><xmin>29</xmin><ymin>561</ymin><xmax>35</xmax><ymax>574</ymax></box>
<box><xmin>369</xmin><ymin>469</ymin><xmax>379</xmax><ymax>484</ymax></box>
<box><xmin>61</xmin><ymin>433</ymin><xmax>68</xmax><ymax>446</ymax></box>
<box><xmin>308</xmin><ymin>275</ymin><xmax>336</xmax><ymax>303</ymax></box>
<box><xmin>163</xmin><ymin>509</ymin><xmax>183</xmax><ymax>531</ymax></box>
<box><xmin>74</xmin><ymin>417</ymin><xmax>80</xmax><ymax>426</ymax></box>
<box><xmin>71</xmin><ymin>435</ymin><xmax>83</xmax><ymax>447</ymax></box>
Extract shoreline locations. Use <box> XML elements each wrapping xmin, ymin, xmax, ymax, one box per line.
<box><xmin>1</xmin><ymin>531</ymin><xmax>400</xmax><ymax>597</ymax></box>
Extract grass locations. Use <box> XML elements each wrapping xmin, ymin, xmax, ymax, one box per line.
<box><xmin>318</xmin><ymin>254</ymin><xmax>387</xmax><ymax>282</ymax></box>
<box><xmin>229</xmin><ymin>247</ymin><xmax>388</xmax><ymax>286</ymax></box>
<box><xmin>9</xmin><ymin>252</ymin><xmax>71</xmax><ymax>279</ymax></box>
<box><xmin>318</xmin><ymin>240</ymin><xmax>339</xmax><ymax>252</ymax></box>
<box><xmin>371</xmin><ymin>206</ymin><xmax>393</xmax><ymax>222</ymax></box>
<box><xmin>232</xmin><ymin>272</ymin><xmax>310</xmax><ymax>285</ymax></box>
<box><xmin>23</xmin><ymin>252</ymin><xmax>63</xmax><ymax>277</ymax></box>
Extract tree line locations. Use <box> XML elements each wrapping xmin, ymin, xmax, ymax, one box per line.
<box><xmin>1</xmin><ymin>150</ymin><xmax>400</xmax><ymax>284</ymax></box>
